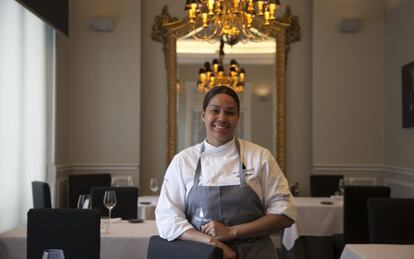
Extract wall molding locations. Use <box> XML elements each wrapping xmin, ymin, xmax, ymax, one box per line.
<box><xmin>383</xmin><ymin>166</ymin><xmax>414</xmax><ymax>177</ymax></box>
<box><xmin>56</xmin><ymin>163</ymin><xmax>139</xmax><ymax>172</ymax></box>
<box><xmin>384</xmin><ymin>178</ymin><xmax>414</xmax><ymax>189</ymax></box>
<box><xmin>313</xmin><ymin>164</ymin><xmax>414</xmax><ymax>177</ymax></box>
<box><xmin>313</xmin><ymin>164</ymin><xmax>384</xmax><ymax>173</ymax></box>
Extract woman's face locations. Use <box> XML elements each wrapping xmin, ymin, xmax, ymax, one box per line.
<box><xmin>201</xmin><ymin>93</ymin><xmax>239</xmax><ymax>147</ymax></box>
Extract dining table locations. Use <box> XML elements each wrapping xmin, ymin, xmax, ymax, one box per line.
<box><xmin>339</xmin><ymin>244</ymin><xmax>414</xmax><ymax>259</ymax></box>
<box><xmin>282</xmin><ymin>196</ymin><xmax>343</xmax><ymax>259</ymax></box>
<box><xmin>0</xmin><ymin>219</ymin><xmax>159</xmax><ymax>259</ymax></box>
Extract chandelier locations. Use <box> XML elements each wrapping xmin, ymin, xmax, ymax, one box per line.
<box><xmin>197</xmin><ymin>39</ymin><xmax>246</xmax><ymax>93</ymax></box>
<box><xmin>185</xmin><ymin>0</ymin><xmax>280</xmax><ymax>46</ymax></box>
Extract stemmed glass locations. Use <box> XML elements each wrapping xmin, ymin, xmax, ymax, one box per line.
<box><xmin>103</xmin><ymin>191</ymin><xmax>117</xmax><ymax>229</ymax></box>
<box><xmin>338</xmin><ymin>179</ymin><xmax>345</xmax><ymax>196</ymax></box>
<box><xmin>149</xmin><ymin>178</ymin><xmax>159</xmax><ymax>194</ymax></box>
<box><xmin>42</xmin><ymin>249</ymin><xmax>65</xmax><ymax>259</ymax></box>
<box><xmin>77</xmin><ymin>194</ymin><xmax>92</xmax><ymax>209</ymax></box>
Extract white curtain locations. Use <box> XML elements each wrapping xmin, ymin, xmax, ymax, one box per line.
<box><xmin>0</xmin><ymin>0</ymin><xmax>54</xmax><ymax>233</ymax></box>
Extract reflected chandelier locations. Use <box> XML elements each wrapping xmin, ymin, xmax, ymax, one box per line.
<box><xmin>197</xmin><ymin>39</ymin><xmax>246</xmax><ymax>93</ymax></box>
<box><xmin>185</xmin><ymin>0</ymin><xmax>281</xmax><ymax>46</ymax></box>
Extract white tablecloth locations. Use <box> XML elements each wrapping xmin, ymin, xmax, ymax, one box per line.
<box><xmin>138</xmin><ymin>195</ymin><xmax>158</xmax><ymax>220</ymax></box>
<box><xmin>340</xmin><ymin>244</ymin><xmax>414</xmax><ymax>259</ymax></box>
<box><xmin>282</xmin><ymin>197</ymin><xmax>343</xmax><ymax>250</ymax></box>
<box><xmin>0</xmin><ymin>220</ymin><xmax>159</xmax><ymax>259</ymax></box>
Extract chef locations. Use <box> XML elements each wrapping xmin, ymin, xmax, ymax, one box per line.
<box><xmin>155</xmin><ymin>86</ymin><xmax>296</xmax><ymax>259</ymax></box>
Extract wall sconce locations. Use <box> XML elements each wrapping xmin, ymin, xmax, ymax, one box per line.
<box><xmin>90</xmin><ymin>17</ymin><xmax>114</xmax><ymax>32</ymax></box>
<box><xmin>254</xmin><ymin>85</ymin><xmax>271</xmax><ymax>100</ymax></box>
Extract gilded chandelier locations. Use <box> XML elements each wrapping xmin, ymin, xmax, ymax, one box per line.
<box><xmin>197</xmin><ymin>39</ymin><xmax>246</xmax><ymax>93</ymax></box>
<box><xmin>185</xmin><ymin>0</ymin><xmax>280</xmax><ymax>46</ymax></box>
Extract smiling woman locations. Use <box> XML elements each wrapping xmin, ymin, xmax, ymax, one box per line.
<box><xmin>177</xmin><ymin>38</ymin><xmax>277</xmax><ymax>156</ymax></box>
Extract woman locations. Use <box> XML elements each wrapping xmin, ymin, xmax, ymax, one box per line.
<box><xmin>155</xmin><ymin>86</ymin><xmax>296</xmax><ymax>259</ymax></box>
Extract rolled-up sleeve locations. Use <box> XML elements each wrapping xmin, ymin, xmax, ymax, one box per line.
<box><xmin>261</xmin><ymin>151</ymin><xmax>296</xmax><ymax>222</ymax></box>
<box><xmin>155</xmin><ymin>156</ymin><xmax>194</xmax><ymax>241</ymax></box>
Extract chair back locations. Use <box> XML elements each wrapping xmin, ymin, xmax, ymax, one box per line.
<box><xmin>367</xmin><ymin>198</ymin><xmax>414</xmax><ymax>244</ymax></box>
<box><xmin>91</xmin><ymin>186</ymin><xmax>138</xmax><ymax>219</ymax></box>
<box><xmin>343</xmin><ymin>185</ymin><xmax>390</xmax><ymax>244</ymax></box>
<box><xmin>147</xmin><ymin>235</ymin><xmax>223</xmax><ymax>259</ymax></box>
<box><xmin>27</xmin><ymin>208</ymin><xmax>100</xmax><ymax>259</ymax></box>
<box><xmin>32</xmin><ymin>181</ymin><xmax>52</xmax><ymax>208</ymax></box>
<box><xmin>310</xmin><ymin>175</ymin><xmax>344</xmax><ymax>197</ymax></box>
<box><xmin>68</xmin><ymin>174</ymin><xmax>111</xmax><ymax>208</ymax></box>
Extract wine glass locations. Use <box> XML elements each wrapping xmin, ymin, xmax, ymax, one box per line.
<box><xmin>77</xmin><ymin>194</ymin><xmax>92</xmax><ymax>209</ymax></box>
<box><xmin>103</xmin><ymin>191</ymin><xmax>117</xmax><ymax>228</ymax></box>
<box><xmin>338</xmin><ymin>179</ymin><xmax>345</xmax><ymax>195</ymax></box>
<box><xmin>149</xmin><ymin>178</ymin><xmax>159</xmax><ymax>194</ymax></box>
<box><xmin>42</xmin><ymin>249</ymin><xmax>65</xmax><ymax>259</ymax></box>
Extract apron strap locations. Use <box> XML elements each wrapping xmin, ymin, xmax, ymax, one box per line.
<box><xmin>194</xmin><ymin>138</ymin><xmax>246</xmax><ymax>187</ymax></box>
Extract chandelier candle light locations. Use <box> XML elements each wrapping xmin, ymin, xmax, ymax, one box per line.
<box><xmin>185</xmin><ymin>0</ymin><xmax>280</xmax><ymax>45</ymax></box>
<box><xmin>197</xmin><ymin>39</ymin><xmax>246</xmax><ymax>93</ymax></box>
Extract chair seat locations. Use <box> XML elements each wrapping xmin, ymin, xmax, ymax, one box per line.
<box><xmin>147</xmin><ymin>235</ymin><xmax>223</xmax><ymax>259</ymax></box>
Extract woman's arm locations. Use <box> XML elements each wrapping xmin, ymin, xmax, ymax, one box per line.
<box><xmin>200</xmin><ymin>214</ymin><xmax>293</xmax><ymax>241</ymax></box>
<box><xmin>179</xmin><ymin>229</ymin><xmax>236</xmax><ymax>259</ymax></box>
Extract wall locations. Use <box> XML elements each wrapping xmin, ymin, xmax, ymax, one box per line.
<box><xmin>55</xmin><ymin>0</ymin><xmax>141</xmax><ymax>205</ymax></box>
<box><xmin>383</xmin><ymin>0</ymin><xmax>414</xmax><ymax>197</ymax></box>
<box><xmin>312</xmin><ymin>0</ymin><xmax>385</xmax><ymax>180</ymax></box>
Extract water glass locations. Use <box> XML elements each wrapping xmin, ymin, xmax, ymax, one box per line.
<box><xmin>77</xmin><ymin>194</ymin><xmax>92</xmax><ymax>209</ymax></box>
<box><xmin>42</xmin><ymin>249</ymin><xmax>65</xmax><ymax>259</ymax></box>
<box><xmin>149</xmin><ymin>178</ymin><xmax>159</xmax><ymax>194</ymax></box>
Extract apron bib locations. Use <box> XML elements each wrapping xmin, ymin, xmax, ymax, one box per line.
<box><xmin>185</xmin><ymin>139</ymin><xmax>277</xmax><ymax>259</ymax></box>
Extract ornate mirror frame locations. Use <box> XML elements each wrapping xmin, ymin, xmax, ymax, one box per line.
<box><xmin>152</xmin><ymin>5</ymin><xmax>300</xmax><ymax>173</ymax></box>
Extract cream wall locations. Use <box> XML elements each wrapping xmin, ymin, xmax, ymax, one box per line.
<box><xmin>55</xmin><ymin>0</ymin><xmax>141</xmax><ymax>205</ymax></box>
<box><xmin>312</xmin><ymin>0</ymin><xmax>385</xmax><ymax>173</ymax></box>
<box><xmin>382</xmin><ymin>0</ymin><xmax>414</xmax><ymax>196</ymax></box>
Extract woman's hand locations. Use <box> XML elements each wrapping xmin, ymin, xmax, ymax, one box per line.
<box><xmin>209</xmin><ymin>239</ymin><xmax>236</xmax><ymax>259</ymax></box>
<box><xmin>201</xmin><ymin>221</ymin><xmax>236</xmax><ymax>241</ymax></box>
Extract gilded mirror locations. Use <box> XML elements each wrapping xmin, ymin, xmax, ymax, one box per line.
<box><xmin>152</xmin><ymin>5</ymin><xmax>300</xmax><ymax>172</ymax></box>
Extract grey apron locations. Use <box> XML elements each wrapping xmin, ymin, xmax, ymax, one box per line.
<box><xmin>185</xmin><ymin>139</ymin><xmax>277</xmax><ymax>259</ymax></box>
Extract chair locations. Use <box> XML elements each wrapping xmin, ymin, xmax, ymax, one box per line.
<box><xmin>343</xmin><ymin>185</ymin><xmax>390</xmax><ymax>244</ymax></box>
<box><xmin>147</xmin><ymin>235</ymin><xmax>223</xmax><ymax>259</ymax></box>
<box><xmin>91</xmin><ymin>186</ymin><xmax>138</xmax><ymax>219</ymax></box>
<box><xmin>68</xmin><ymin>174</ymin><xmax>111</xmax><ymax>208</ymax></box>
<box><xmin>27</xmin><ymin>208</ymin><xmax>100</xmax><ymax>259</ymax></box>
<box><xmin>31</xmin><ymin>181</ymin><xmax>52</xmax><ymax>208</ymax></box>
<box><xmin>310</xmin><ymin>175</ymin><xmax>344</xmax><ymax>197</ymax></box>
<box><xmin>367</xmin><ymin>198</ymin><xmax>414</xmax><ymax>244</ymax></box>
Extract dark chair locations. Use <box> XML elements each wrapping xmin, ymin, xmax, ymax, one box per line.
<box><xmin>91</xmin><ymin>186</ymin><xmax>138</xmax><ymax>219</ymax></box>
<box><xmin>343</xmin><ymin>185</ymin><xmax>390</xmax><ymax>244</ymax></box>
<box><xmin>367</xmin><ymin>198</ymin><xmax>414</xmax><ymax>244</ymax></box>
<box><xmin>310</xmin><ymin>175</ymin><xmax>344</xmax><ymax>197</ymax></box>
<box><xmin>27</xmin><ymin>208</ymin><xmax>100</xmax><ymax>259</ymax></box>
<box><xmin>31</xmin><ymin>181</ymin><xmax>52</xmax><ymax>208</ymax></box>
<box><xmin>68</xmin><ymin>174</ymin><xmax>111</xmax><ymax>208</ymax></box>
<box><xmin>147</xmin><ymin>235</ymin><xmax>223</xmax><ymax>259</ymax></box>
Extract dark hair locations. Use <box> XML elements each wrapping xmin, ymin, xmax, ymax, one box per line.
<box><xmin>202</xmin><ymin>86</ymin><xmax>240</xmax><ymax>113</ymax></box>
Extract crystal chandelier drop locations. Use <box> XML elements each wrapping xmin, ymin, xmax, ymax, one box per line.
<box><xmin>185</xmin><ymin>0</ymin><xmax>281</xmax><ymax>46</ymax></box>
<box><xmin>197</xmin><ymin>39</ymin><xmax>246</xmax><ymax>93</ymax></box>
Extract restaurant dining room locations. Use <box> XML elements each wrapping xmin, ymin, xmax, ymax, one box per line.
<box><xmin>1</xmin><ymin>0</ymin><xmax>414</xmax><ymax>259</ymax></box>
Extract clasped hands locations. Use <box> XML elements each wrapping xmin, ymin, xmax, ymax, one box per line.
<box><xmin>201</xmin><ymin>220</ymin><xmax>235</xmax><ymax>241</ymax></box>
<box><xmin>201</xmin><ymin>221</ymin><xmax>237</xmax><ymax>259</ymax></box>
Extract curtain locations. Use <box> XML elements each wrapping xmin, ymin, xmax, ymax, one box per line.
<box><xmin>0</xmin><ymin>0</ymin><xmax>54</xmax><ymax>233</ymax></box>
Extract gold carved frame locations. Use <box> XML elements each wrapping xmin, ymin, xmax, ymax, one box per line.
<box><xmin>152</xmin><ymin>5</ymin><xmax>300</xmax><ymax>173</ymax></box>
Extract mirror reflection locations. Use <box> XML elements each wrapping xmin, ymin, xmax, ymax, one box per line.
<box><xmin>176</xmin><ymin>38</ymin><xmax>277</xmax><ymax>155</ymax></box>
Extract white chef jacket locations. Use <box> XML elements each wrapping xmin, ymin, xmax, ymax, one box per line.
<box><xmin>155</xmin><ymin>137</ymin><xmax>296</xmax><ymax>241</ymax></box>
